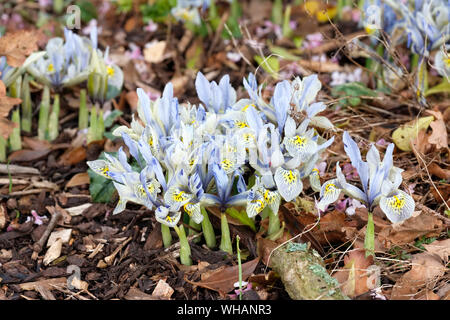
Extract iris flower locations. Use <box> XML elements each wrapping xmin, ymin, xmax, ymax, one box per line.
<box><xmin>317</xmin><ymin>131</ymin><xmax>414</xmax><ymax>223</ymax></box>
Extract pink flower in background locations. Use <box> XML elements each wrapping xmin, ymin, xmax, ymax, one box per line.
<box><xmin>289</xmin><ymin>20</ymin><xmax>297</xmax><ymax>30</ymax></box>
<box><xmin>317</xmin><ymin>161</ymin><xmax>327</xmax><ymax>176</ymax></box>
<box><xmin>343</xmin><ymin>163</ymin><xmax>358</xmax><ymax>179</ymax></box>
<box><xmin>229</xmin><ymin>282</ymin><xmax>252</xmax><ymax>299</ymax></box>
<box><xmin>407</xmin><ymin>183</ymin><xmax>416</xmax><ymax>195</ymax></box>
<box><xmin>279</xmin><ymin>62</ymin><xmax>303</xmax><ymax>80</ymax></box>
<box><xmin>303</xmin><ymin>32</ymin><xmax>323</xmax><ymax>49</ymax></box>
<box><xmin>375</xmin><ymin>138</ymin><xmax>388</xmax><ymax>147</ymax></box>
<box><xmin>351</xmin><ymin>9</ymin><xmax>361</xmax><ymax>22</ymax></box>
<box><xmin>39</xmin><ymin>0</ymin><xmax>52</xmax><ymax>7</ymax></box>
<box><xmin>256</xmin><ymin>20</ymin><xmax>282</xmax><ymax>39</ymax></box>
<box><xmin>336</xmin><ymin>198</ymin><xmax>349</xmax><ymax>212</ymax></box>
<box><xmin>345</xmin><ymin>199</ymin><xmax>366</xmax><ymax>216</ymax></box>
<box><xmin>126</xmin><ymin>43</ymin><xmax>144</xmax><ymax>60</ymax></box>
<box><xmin>144</xmin><ymin>20</ymin><xmax>158</xmax><ymax>33</ymax></box>
<box><xmin>311</xmin><ymin>54</ymin><xmax>327</xmax><ymax>62</ymax></box>
<box><xmin>99</xmin><ymin>1</ymin><xmax>111</xmax><ymax>15</ymax></box>
<box><xmin>1</xmin><ymin>14</ymin><xmax>8</xmax><ymax>24</ymax></box>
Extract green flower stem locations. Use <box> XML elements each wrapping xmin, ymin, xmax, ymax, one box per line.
<box><xmin>161</xmin><ymin>223</ymin><xmax>172</xmax><ymax>248</ymax></box>
<box><xmin>219</xmin><ymin>212</ymin><xmax>233</xmax><ymax>254</ymax></box>
<box><xmin>272</xmin><ymin>0</ymin><xmax>283</xmax><ymax>25</ymax></box>
<box><xmin>201</xmin><ymin>207</ymin><xmax>216</xmax><ymax>249</ymax></box>
<box><xmin>97</xmin><ymin>109</ymin><xmax>105</xmax><ymax>140</ymax></box>
<box><xmin>282</xmin><ymin>4</ymin><xmax>292</xmax><ymax>38</ymax></box>
<box><xmin>0</xmin><ymin>137</ymin><xmax>6</xmax><ymax>162</ymax></box>
<box><xmin>188</xmin><ymin>218</ymin><xmax>201</xmax><ymax>244</ymax></box>
<box><xmin>337</xmin><ymin>0</ymin><xmax>345</xmax><ymax>20</ymax></box>
<box><xmin>9</xmin><ymin>76</ymin><xmax>21</xmax><ymax>99</ymax></box>
<box><xmin>9</xmin><ymin>109</ymin><xmax>21</xmax><ymax>151</ymax></box>
<box><xmin>38</xmin><ymin>86</ymin><xmax>50</xmax><ymax>141</ymax></box>
<box><xmin>78</xmin><ymin>89</ymin><xmax>88</xmax><ymax>130</ymax></box>
<box><xmin>267</xmin><ymin>207</ymin><xmax>281</xmax><ymax>237</ymax></box>
<box><xmin>48</xmin><ymin>94</ymin><xmax>60</xmax><ymax>141</ymax></box>
<box><xmin>364</xmin><ymin>211</ymin><xmax>375</xmax><ymax>258</ymax></box>
<box><xmin>21</xmin><ymin>75</ymin><xmax>32</xmax><ymax>133</ymax></box>
<box><xmin>236</xmin><ymin>235</ymin><xmax>243</xmax><ymax>300</ymax></box>
<box><xmin>53</xmin><ymin>0</ymin><xmax>64</xmax><ymax>13</ymax></box>
<box><xmin>87</xmin><ymin>107</ymin><xmax>98</xmax><ymax>144</ymax></box>
<box><xmin>174</xmin><ymin>225</ymin><xmax>192</xmax><ymax>266</ymax></box>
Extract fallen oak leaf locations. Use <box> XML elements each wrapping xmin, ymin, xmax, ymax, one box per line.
<box><xmin>391</xmin><ymin>252</ymin><xmax>446</xmax><ymax>300</ymax></box>
<box><xmin>423</xmin><ymin>239</ymin><xmax>450</xmax><ymax>263</ymax></box>
<box><xmin>0</xmin><ymin>79</ymin><xmax>21</xmax><ymax>139</ymax></box>
<box><xmin>426</xmin><ymin>110</ymin><xmax>448</xmax><ymax>150</ymax></box>
<box><xmin>0</xmin><ymin>30</ymin><xmax>39</xmax><ymax>67</ymax></box>
<box><xmin>185</xmin><ymin>258</ymin><xmax>260</xmax><ymax>295</ymax></box>
<box><xmin>378</xmin><ymin>210</ymin><xmax>444</xmax><ymax>249</ymax></box>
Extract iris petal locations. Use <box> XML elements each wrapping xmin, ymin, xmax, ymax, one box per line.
<box><xmin>274</xmin><ymin>167</ymin><xmax>303</xmax><ymax>202</ymax></box>
<box><xmin>379</xmin><ymin>190</ymin><xmax>415</xmax><ymax>223</ymax></box>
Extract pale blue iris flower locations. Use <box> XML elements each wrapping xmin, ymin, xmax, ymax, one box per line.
<box><xmin>363</xmin><ymin>0</ymin><xmax>450</xmax><ymax>57</ymax></box>
<box><xmin>27</xmin><ymin>28</ymin><xmax>92</xmax><ymax>88</ymax></box>
<box><xmin>195</xmin><ymin>71</ymin><xmax>236</xmax><ymax>114</ymax></box>
<box><xmin>89</xmin><ymin>71</ymin><xmax>336</xmax><ymax>228</ymax></box>
<box><xmin>317</xmin><ymin>131</ymin><xmax>414</xmax><ymax>223</ymax></box>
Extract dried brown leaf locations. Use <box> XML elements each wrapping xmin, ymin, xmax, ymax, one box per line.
<box><xmin>59</xmin><ymin>146</ymin><xmax>86</xmax><ymax>166</ymax></box>
<box><xmin>65</xmin><ymin>172</ymin><xmax>90</xmax><ymax>188</ymax></box>
<box><xmin>378</xmin><ymin>211</ymin><xmax>444</xmax><ymax>248</ymax></box>
<box><xmin>8</xmin><ymin>149</ymin><xmax>51</xmax><ymax>162</ymax></box>
<box><xmin>426</xmin><ymin>110</ymin><xmax>448</xmax><ymax>150</ymax></box>
<box><xmin>332</xmin><ymin>249</ymin><xmax>375</xmax><ymax>298</ymax></box>
<box><xmin>391</xmin><ymin>252</ymin><xmax>445</xmax><ymax>300</ymax></box>
<box><xmin>186</xmin><ymin>258</ymin><xmax>260</xmax><ymax>295</ymax></box>
<box><xmin>423</xmin><ymin>239</ymin><xmax>450</xmax><ymax>263</ymax></box>
<box><xmin>0</xmin><ymin>30</ymin><xmax>38</xmax><ymax>67</ymax></box>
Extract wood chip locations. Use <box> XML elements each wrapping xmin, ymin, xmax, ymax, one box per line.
<box><xmin>18</xmin><ymin>277</ymin><xmax>67</xmax><ymax>291</ymax></box>
<box><xmin>43</xmin><ymin>238</ymin><xmax>62</xmax><ymax>266</ymax></box>
<box><xmin>125</xmin><ymin>287</ymin><xmax>160</xmax><ymax>300</ymax></box>
<box><xmin>151</xmin><ymin>279</ymin><xmax>174</xmax><ymax>299</ymax></box>
<box><xmin>65</xmin><ymin>203</ymin><xmax>92</xmax><ymax>216</ymax></box>
<box><xmin>47</xmin><ymin>229</ymin><xmax>72</xmax><ymax>247</ymax></box>
<box><xmin>0</xmin><ymin>164</ymin><xmax>39</xmax><ymax>175</ymax></box>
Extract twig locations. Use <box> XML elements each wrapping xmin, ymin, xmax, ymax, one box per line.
<box><xmin>32</xmin><ymin>209</ymin><xmax>62</xmax><ymax>260</ymax></box>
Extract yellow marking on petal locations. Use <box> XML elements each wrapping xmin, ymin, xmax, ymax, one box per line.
<box><xmin>389</xmin><ymin>195</ymin><xmax>405</xmax><ymax>212</ymax></box>
<box><xmin>242</xmin><ymin>103</ymin><xmax>255</xmax><ymax>111</ymax></box>
<box><xmin>183</xmin><ymin>203</ymin><xmax>194</xmax><ymax>216</ymax></box>
<box><xmin>106</xmin><ymin>66</ymin><xmax>115</xmax><ymax>77</ymax></box>
<box><xmin>243</xmin><ymin>133</ymin><xmax>255</xmax><ymax>143</ymax></box>
<box><xmin>221</xmin><ymin>159</ymin><xmax>234</xmax><ymax>171</ymax></box>
<box><xmin>312</xmin><ymin>168</ymin><xmax>319</xmax><ymax>174</ymax></box>
<box><xmin>234</xmin><ymin>120</ymin><xmax>249</xmax><ymax>128</ymax></box>
<box><xmin>325</xmin><ymin>183</ymin><xmax>337</xmax><ymax>194</ymax></box>
<box><xmin>166</xmin><ymin>215</ymin><xmax>174</xmax><ymax>223</ymax></box>
<box><xmin>293</xmin><ymin>135</ymin><xmax>307</xmax><ymax>147</ymax></box>
<box><xmin>173</xmin><ymin>191</ymin><xmax>188</xmax><ymax>202</ymax></box>
<box><xmin>251</xmin><ymin>199</ymin><xmax>265</xmax><ymax>213</ymax></box>
<box><xmin>189</xmin><ymin>158</ymin><xmax>196</xmax><ymax>167</ymax></box>
<box><xmin>263</xmin><ymin>190</ymin><xmax>276</xmax><ymax>204</ymax></box>
<box><xmin>365</xmin><ymin>25</ymin><xmax>377</xmax><ymax>35</ymax></box>
<box><xmin>282</xmin><ymin>170</ymin><xmax>297</xmax><ymax>184</ymax></box>
<box><xmin>148</xmin><ymin>137</ymin><xmax>154</xmax><ymax>146</ymax></box>
<box><xmin>100</xmin><ymin>166</ymin><xmax>110</xmax><ymax>177</ymax></box>
<box><xmin>47</xmin><ymin>63</ymin><xmax>55</xmax><ymax>73</ymax></box>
